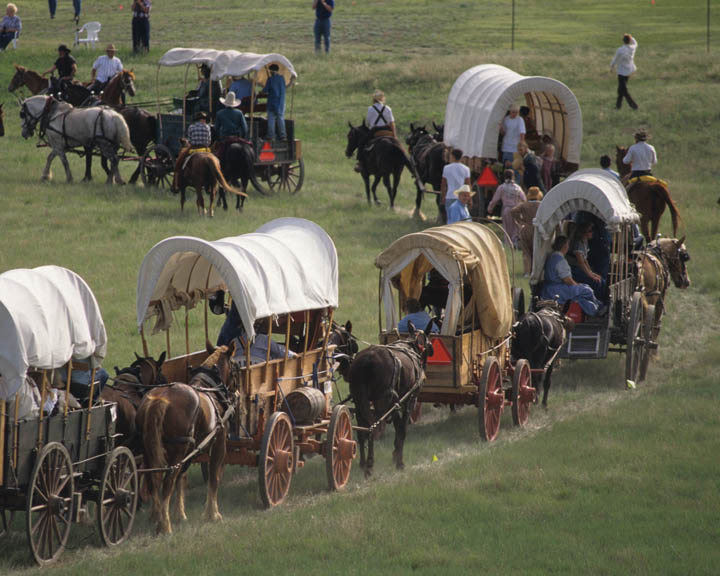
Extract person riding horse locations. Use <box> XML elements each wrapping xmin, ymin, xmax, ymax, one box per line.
<box><xmin>213</xmin><ymin>91</ymin><xmax>249</xmax><ymax>162</ymax></box>
<box><xmin>89</xmin><ymin>44</ymin><xmax>124</xmax><ymax>97</ymax></box>
<box><xmin>172</xmin><ymin>111</ymin><xmax>212</xmax><ymax>191</ymax></box>
<box><xmin>42</xmin><ymin>44</ymin><xmax>77</xmax><ymax>97</ymax></box>
<box><xmin>355</xmin><ymin>89</ymin><xmax>399</xmax><ymax>173</ymax></box>
<box><xmin>622</xmin><ymin>129</ymin><xmax>657</xmax><ymax>181</ymax></box>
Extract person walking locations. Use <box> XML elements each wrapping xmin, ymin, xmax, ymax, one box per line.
<box><xmin>610</xmin><ymin>33</ymin><xmax>638</xmax><ymax>110</ymax></box>
<box><xmin>131</xmin><ymin>0</ymin><xmax>151</xmax><ymax>54</ymax></box>
<box><xmin>312</xmin><ymin>0</ymin><xmax>333</xmax><ymax>54</ymax></box>
<box><xmin>488</xmin><ymin>169</ymin><xmax>527</xmax><ymax>247</ymax></box>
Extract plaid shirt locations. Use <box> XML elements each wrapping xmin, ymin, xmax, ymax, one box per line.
<box><xmin>187</xmin><ymin>121</ymin><xmax>211</xmax><ymax>148</ymax></box>
<box><xmin>132</xmin><ymin>0</ymin><xmax>151</xmax><ymax>18</ymax></box>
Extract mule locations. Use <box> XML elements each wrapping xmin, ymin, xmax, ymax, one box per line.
<box><xmin>174</xmin><ymin>151</ymin><xmax>248</xmax><ymax>216</ymax></box>
<box><xmin>136</xmin><ymin>342</ymin><xmax>235</xmax><ymax>534</ymax></box>
<box><xmin>328</xmin><ymin>320</ymin><xmax>359</xmax><ymax>381</ymax></box>
<box><xmin>615</xmin><ymin>145</ymin><xmax>681</xmax><ymax>241</ymax></box>
<box><xmin>345</xmin><ymin>121</ymin><xmax>425</xmax><ymax>218</ymax></box>
<box><xmin>215</xmin><ymin>139</ymin><xmax>255</xmax><ymax>212</ymax></box>
<box><xmin>431</xmin><ymin>121</ymin><xmax>444</xmax><ymax>142</ymax></box>
<box><xmin>511</xmin><ymin>303</ymin><xmax>573</xmax><ymax>407</ymax></box>
<box><xmin>347</xmin><ymin>327</ymin><xmax>432</xmax><ymax>477</ymax></box>
<box><xmin>100</xmin><ymin>352</ymin><xmax>167</xmax><ymax>450</ymax></box>
<box><xmin>8</xmin><ymin>65</ymin><xmax>49</xmax><ymax>95</ymax></box>
<box><xmin>20</xmin><ymin>95</ymin><xmax>132</xmax><ymax>184</ymax></box>
<box><xmin>407</xmin><ymin>123</ymin><xmax>446</xmax><ymax>215</ymax></box>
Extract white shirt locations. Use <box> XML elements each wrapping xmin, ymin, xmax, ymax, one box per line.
<box><xmin>92</xmin><ymin>55</ymin><xmax>123</xmax><ymax>83</ymax></box>
<box><xmin>623</xmin><ymin>141</ymin><xmax>656</xmax><ymax>171</ymax></box>
<box><xmin>610</xmin><ymin>38</ymin><xmax>637</xmax><ymax>77</ymax></box>
<box><xmin>442</xmin><ymin>161</ymin><xmax>471</xmax><ymax>201</ymax></box>
<box><xmin>366</xmin><ymin>103</ymin><xmax>394</xmax><ymax>128</ymax></box>
<box><xmin>501</xmin><ymin>115</ymin><xmax>526</xmax><ymax>154</ymax></box>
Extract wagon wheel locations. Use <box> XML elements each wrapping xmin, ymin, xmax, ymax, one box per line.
<box><xmin>478</xmin><ymin>356</ymin><xmax>503</xmax><ymax>442</ymax></box>
<box><xmin>26</xmin><ymin>442</ymin><xmax>74</xmax><ymax>566</ymax></box>
<box><xmin>259</xmin><ymin>412</ymin><xmax>294</xmax><ymax>508</ymax></box>
<box><xmin>326</xmin><ymin>404</ymin><xmax>355</xmax><ymax>492</ymax></box>
<box><xmin>97</xmin><ymin>446</ymin><xmax>138</xmax><ymax>548</ymax></box>
<box><xmin>625</xmin><ymin>291</ymin><xmax>644</xmax><ymax>385</ymax></box>
<box><xmin>409</xmin><ymin>399</ymin><xmax>423</xmax><ymax>424</ymax></box>
<box><xmin>511</xmin><ymin>359</ymin><xmax>534</xmax><ymax>427</ymax></box>
<box><xmin>259</xmin><ymin>159</ymin><xmax>305</xmax><ymax>195</ymax></box>
<box><xmin>637</xmin><ymin>303</ymin><xmax>656</xmax><ymax>383</ymax></box>
<box><xmin>512</xmin><ymin>287</ymin><xmax>526</xmax><ymax>323</ymax></box>
<box><xmin>0</xmin><ymin>509</ymin><xmax>13</xmax><ymax>538</ymax></box>
<box><xmin>250</xmin><ymin>166</ymin><xmax>272</xmax><ymax>196</ymax></box>
<box><xmin>140</xmin><ymin>144</ymin><xmax>174</xmax><ymax>188</ymax></box>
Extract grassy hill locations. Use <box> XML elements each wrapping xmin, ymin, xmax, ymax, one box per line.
<box><xmin>1</xmin><ymin>0</ymin><xmax>719</xmax><ymax>573</ymax></box>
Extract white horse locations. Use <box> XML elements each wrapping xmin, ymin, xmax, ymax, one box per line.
<box><xmin>20</xmin><ymin>95</ymin><xmax>132</xmax><ymax>184</ymax></box>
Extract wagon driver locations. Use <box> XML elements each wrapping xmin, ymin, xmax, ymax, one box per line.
<box><xmin>89</xmin><ymin>44</ymin><xmax>123</xmax><ymax>95</ymax></box>
<box><xmin>172</xmin><ymin>111</ymin><xmax>212</xmax><ymax>191</ymax></box>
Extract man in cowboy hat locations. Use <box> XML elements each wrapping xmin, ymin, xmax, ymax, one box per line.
<box><xmin>264</xmin><ymin>63</ymin><xmax>286</xmax><ymax>141</ymax></box>
<box><xmin>446</xmin><ymin>184</ymin><xmax>475</xmax><ymax>224</ymax></box>
<box><xmin>90</xmin><ymin>43</ymin><xmax>123</xmax><ymax>94</ymax></box>
<box><xmin>216</xmin><ymin>92</ymin><xmax>248</xmax><ymax>140</ymax></box>
<box><xmin>622</xmin><ymin>129</ymin><xmax>656</xmax><ymax>179</ymax></box>
<box><xmin>43</xmin><ymin>44</ymin><xmax>77</xmax><ymax>83</ymax></box>
<box><xmin>172</xmin><ymin>111</ymin><xmax>212</xmax><ymax>190</ymax></box>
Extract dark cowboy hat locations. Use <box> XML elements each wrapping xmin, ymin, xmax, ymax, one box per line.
<box><xmin>634</xmin><ymin>129</ymin><xmax>648</xmax><ymax>141</ymax></box>
<box><xmin>268</xmin><ymin>64</ymin><xmax>279</xmax><ymax>72</ymax></box>
<box><xmin>58</xmin><ymin>44</ymin><xmax>71</xmax><ymax>53</ymax></box>
<box><xmin>194</xmin><ymin>111</ymin><xmax>208</xmax><ymax>121</ymax></box>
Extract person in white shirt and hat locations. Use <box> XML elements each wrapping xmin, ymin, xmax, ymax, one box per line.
<box><xmin>215</xmin><ymin>91</ymin><xmax>248</xmax><ymax>140</ymax></box>
<box><xmin>90</xmin><ymin>43</ymin><xmax>123</xmax><ymax>94</ymax></box>
<box><xmin>610</xmin><ymin>33</ymin><xmax>638</xmax><ymax>110</ymax></box>
<box><xmin>623</xmin><ymin>129</ymin><xmax>656</xmax><ymax>179</ymax></box>
<box><xmin>446</xmin><ymin>184</ymin><xmax>474</xmax><ymax>224</ymax></box>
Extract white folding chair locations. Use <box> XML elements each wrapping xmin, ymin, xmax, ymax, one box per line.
<box><xmin>74</xmin><ymin>21</ymin><xmax>101</xmax><ymax>49</ymax></box>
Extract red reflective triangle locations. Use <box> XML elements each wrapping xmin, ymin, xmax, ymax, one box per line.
<box><xmin>259</xmin><ymin>141</ymin><xmax>275</xmax><ymax>162</ymax></box>
<box><xmin>427</xmin><ymin>337</ymin><xmax>453</xmax><ymax>365</ymax></box>
<box><xmin>476</xmin><ymin>165</ymin><xmax>498</xmax><ymax>187</ymax></box>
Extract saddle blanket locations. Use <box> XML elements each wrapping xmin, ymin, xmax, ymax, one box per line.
<box><xmin>181</xmin><ymin>147</ymin><xmax>212</xmax><ymax>171</ymax></box>
<box><xmin>627</xmin><ymin>175</ymin><xmax>667</xmax><ymax>187</ymax></box>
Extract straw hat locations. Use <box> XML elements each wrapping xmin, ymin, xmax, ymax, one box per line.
<box><xmin>454</xmin><ymin>184</ymin><xmax>475</xmax><ymax>197</ymax></box>
<box><xmin>373</xmin><ymin>90</ymin><xmax>385</xmax><ymax>103</ymax></box>
<box><xmin>634</xmin><ymin>129</ymin><xmax>648</xmax><ymax>141</ymax></box>
<box><xmin>106</xmin><ymin>43</ymin><xmax>117</xmax><ymax>52</ymax></box>
<box><xmin>527</xmin><ymin>186</ymin><xmax>543</xmax><ymax>201</ymax></box>
<box><xmin>219</xmin><ymin>92</ymin><xmax>241</xmax><ymax>108</ymax></box>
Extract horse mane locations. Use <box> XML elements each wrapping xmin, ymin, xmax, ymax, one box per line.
<box><xmin>123</xmin><ymin>69</ymin><xmax>136</xmax><ymax>80</ymax></box>
<box><xmin>201</xmin><ymin>345</ymin><xmax>228</xmax><ymax>368</ymax></box>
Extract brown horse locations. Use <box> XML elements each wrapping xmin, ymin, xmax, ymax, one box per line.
<box><xmin>136</xmin><ymin>342</ymin><xmax>235</xmax><ymax>534</ymax></box>
<box><xmin>615</xmin><ymin>146</ymin><xmax>681</xmax><ymax>241</ymax></box>
<box><xmin>174</xmin><ymin>151</ymin><xmax>247</xmax><ymax>216</ymax></box>
<box><xmin>8</xmin><ymin>65</ymin><xmax>50</xmax><ymax>95</ymax></box>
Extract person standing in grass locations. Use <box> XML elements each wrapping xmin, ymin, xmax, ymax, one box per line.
<box><xmin>610</xmin><ymin>33</ymin><xmax>638</xmax><ymax>110</ymax></box>
<box><xmin>312</xmin><ymin>0</ymin><xmax>334</xmax><ymax>54</ymax></box>
<box><xmin>440</xmin><ymin>148</ymin><xmax>471</xmax><ymax>217</ymax></box>
<box><xmin>488</xmin><ymin>169</ymin><xmax>527</xmax><ymax>247</ymax></box>
<box><xmin>131</xmin><ymin>0</ymin><xmax>151</xmax><ymax>54</ymax></box>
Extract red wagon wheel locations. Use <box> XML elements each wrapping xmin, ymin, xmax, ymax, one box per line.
<box><xmin>259</xmin><ymin>412</ymin><xmax>295</xmax><ymax>508</ymax></box>
<box><xmin>511</xmin><ymin>359</ymin><xmax>534</xmax><ymax>427</ymax></box>
<box><xmin>26</xmin><ymin>442</ymin><xmax>74</xmax><ymax>566</ymax></box>
<box><xmin>326</xmin><ymin>405</ymin><xmax>356</xmax><ymax>491</ymax></box>
<box><xmin>478</xmin><ymin>356</ymin><xmax>503</xmax><ymax>442</ymax></box>
<box><xmin>97</xmin><ymin>446</ymin><xmax>138</xmax><ymax>547</ymax></box>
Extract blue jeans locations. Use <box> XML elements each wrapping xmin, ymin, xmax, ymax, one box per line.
<box><xmin>73</xmin><ymin>0</ymin><xmax>82</xmax><ymax>18</ymax></box>
<box><xmin>314</xmin><ymin>18</ymin><xmax>331</xmax><ymax>53</ymax></box>
<box><xmin>501</xmin><ymin>151</ymin><xmax>515</xmax><ymax>166</ymax></box>
<box><xmin>48</xmin><ymin>0</ymin><xmax>57</xmax><ymax>17</ymax></box>
<box><xmin>267</xmin><ymin>109</ymin><xmax>286</xmax><ymax>140</ymax></box>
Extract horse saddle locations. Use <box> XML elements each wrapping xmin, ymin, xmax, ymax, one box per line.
<box><xmin>627</xmin><ymin>175</ymin><xmax>666</xmax><ymax>187</ymax></box>
<box><xmin>181</xmin><ymin>148</ymin><xmax>212</xmax><ymax>171</ymax></box>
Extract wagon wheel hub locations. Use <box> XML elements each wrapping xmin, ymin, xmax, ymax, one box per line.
<box><xmin>486</xmin><ymin>388</ymin><xmax>505</xmax><ymax>409</ymax></box>
<box><xmin>519</xmin><ymin>385</ymin><xmax>537</xmax><ymax>404</ymax></box>
<box><xmin>273</xmin><ymin>449</ymin><xmax>293</xmax><ymax>473</ymax></box>
<box><xmin>113</xmin><ymin>488</ymin><xmax>133</xmax><ymax>508</ymax></box>
<box><xmin>337</xmin><ymin>438</ymin><xmax>357</xmax><ymax>461</ymax></box>
<box><xmin>47</xmin><ymin>495</ymin><xmax>68</xmax><ymax>516</ymax></box>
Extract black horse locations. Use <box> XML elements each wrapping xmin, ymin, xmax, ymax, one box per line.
<box><xmin>407</xmin><ymin>123</ymin><xmax>447</xmax><ymax>215</ymax></box>
<box><xmin>328</xmin><ymin>320</ymin><xmax>359</xmax><ymax>380</ymax></box>
<box><xmin>431</xmin><ymin>121</ymin><xmax>444</xmax><ymax>142</ymax></box>
<box><xmin>511</xmin><ymin>303</ymin><xmax>573</xmax><ymax>407</ymax></box>
<box><xmin>348</xmin><ymin>326</ymin><xmax>432</xmax><ymax>477</ymax></box>
<box><xmin>345</xmin><ymin>121</ymin><xmax>425</xmax><ymax>217</ymax></box>
<box><xmin>216</xmin><ymin>140</ymin><xmax>255</xmax><ymax>212</ymax></box>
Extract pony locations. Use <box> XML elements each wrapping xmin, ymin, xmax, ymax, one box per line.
<box><xmin>406</xmin><ymin>123</ymin><xmax>446</xmax><ymax>214</ymax></box>
<box><xmin>173</xmin><ymin>151</ymin><xmax>248</xmax><ymax>216</ymax></box>
<box><xmin>615</xmin><ymin>145</ymin><xmax>681</xmax><ymax>241</ymax></box>
<box><xmin>511</xmin><ymin>302</ymin><xmax>573</xmax><ymax>407</ymax></box>
<box><xmin>327</xmin><ymin>320</ymin><xmax>359</xmax><ymax>381</ymax></box>
<box><xmin>135</xmin><ymin>342</ymin><xmax>235</xmax><ymax>534</ymax></box>
<box><xmin>100</xmin><ymin>352</ymin><xmax>167</xmax><ymax>451</ymax></box>
<box><xmin>345</xmin><ymin>121</ymin><xmax>425</xmax><ymax>218</ymax></box>
<box><xmin>214</xmin><ymin>139</ymin><xmax>255</xmax><ymax>212</ymax></box>
<box><xmin>8</xmin><ymin>65</ymin><xmax>50</xmax><ymax>95</ymax></box>
<box><xmin>347</xmin><ymin>326</ymin><xmax>432</xmax><ymax>477</ymax></box>
<box><xmin>20</xmin><ymin>95</ymin><xmax>132</xmax><ymax>184</ymax></box>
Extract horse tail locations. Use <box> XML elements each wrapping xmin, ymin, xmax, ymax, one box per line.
<box><xmin>656</xmin><ymin>181</ymin><xmax>682</xmax><ymax>237</ymax></box>
<box><xmin>208</xmin><ymin>154</ymin><xmax>248</xmax><ymax>197</ymax></box>
<box><xmin>141</xmin><ymin>395</ymin><xmax>170</xmax><ymax>469</ymax></box>
<box><xmin>113</xmin><ymin>112</ymin><xmax>133</xmax><ymax>152</ymax></box>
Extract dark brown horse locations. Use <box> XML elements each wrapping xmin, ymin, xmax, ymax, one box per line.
<box><xmin>616</xmin><ymin>145</ymin><xmax>681</xmax><ymax>241</ymax></box>
<box><xmin>328</xmin><ymin>320</ymin><xmax>359</xmax><ymax>381</ymax></box>
<box><xmin>100</xmin><ymin>352</ymin><xmax>167</xmax><ymax>450</ymax></box>
<box><xmin>407</xmin><ymin>123</ymin><xmax>446</xmax><ymax>217</ymax></box>
<box><xmin>214</xmin><ymin>139</ymin><xmax>255</xmax><ymax>212</ymax></box>
<box><xmin>348</xmin><ymin>327</ymin><xmax>432</xmax><ymax>477</ymax></box>
<box><xmin>8</xmin><ymin>65</ymin><xmax>50</xmax><ymax>95</ymax></box>
<box><xmin>174</xmin><ymin>151</ymin><xmax>247</xmax><ymax>216</ymax></box>
<box><xmin>136</xmin><ymin>342</ymin><xmax>235</xmax><ymax>534</ymax></box>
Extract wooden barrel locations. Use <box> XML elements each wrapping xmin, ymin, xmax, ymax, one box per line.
<box><xmin>281</xmin><ymin>387</ymin><xmax>326</xmax><ymax>424</ymax></box>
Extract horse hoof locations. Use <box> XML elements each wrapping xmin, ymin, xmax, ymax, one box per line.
<box><xmin>364</xmin><ymin>468</ymin><xmax>373</xmax><ymax>479</ymax></box>
<box><xmin>412</xmin><ymin>209</ymin><xmax>427</xmax><ymax>221</ymax></box>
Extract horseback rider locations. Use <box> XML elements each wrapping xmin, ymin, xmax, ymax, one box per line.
<box><xmin>213</xmin><ymin>91</ymin><xmax>249</xmax><ymax>162</ymax></box>
<box><xmin>622</xmin><ymin>129</ymin><xmax>656</xmax><ymax>181</ymax></box>
<box><xmin>42</xmin><ymin>44</ymin><xmax>77</xmax><ymax>96</ymax></box>
<box><xmin>172</xmin><ymin>111</ymin><xmax>212</xmax><ymax>191</ymax></box>
<box><xmin>89</xmin><ymin>44</ymin><xmax>123</xmax><ymax>95</ymax></box>
<box><xmin>355</xmin><ymin>89</ymin><xmax>398</xmax><ymax>172</ymax></box>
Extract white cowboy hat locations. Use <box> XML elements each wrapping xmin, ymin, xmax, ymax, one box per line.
<box><xmin>373</xmin><ymin>90</ymin><xmax>385</xmax><ymax>103</ymax></box>
<box><xmin>454</xmin><ymin>184</ymin><xmax>475</xmax><ymax>197</ymax></box>
<box><xmin>219</xmin><ymin>92</ymin><xmax>241</xmax><ymax>108</ymax></box>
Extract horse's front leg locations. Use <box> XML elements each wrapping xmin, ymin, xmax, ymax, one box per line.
<box><xmin>42</xmin><ymin>149</ymin><xmax>58</xmax><ymax>181</ymax></box>
<box><xmin>196</xmin><ymin>187</ymin><xmax>206</xmax><ymax>216</ymax></box>
<box><xmin>109</xmin><ymin>151</ymin><xmax>125</xmax><ymax>185</ymax></box>
<box><xmin>382</xmin><ymin>174</ymin><xmax>394</xmax><ymax>208</ymax></box>
<box><xmin>365</xmin><ymin>434</ymin><xmax>375</xmax><ymax>478</ymax></box>
<box><xmin>542</xmin><ymin>364</ymin><xmax>553</xmax><ymax>408</ymax></box>
<box><xmin>57</xmin><ymin>150</ymin><xmax>73</xmax><ymax>183</ymax></box>
<box><xmin>392</xmin><ymin>410</ymin><xmax>409</xmax><ymax>471</ymax></box>
<box><xmin>362</xmin><ymin>173</ymin><xmax>372</xmax><ymax>205</ymax></box>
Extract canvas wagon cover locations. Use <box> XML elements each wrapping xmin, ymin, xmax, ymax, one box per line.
<box><xmin>444</xmin><ymin>64</ymin><xmax>582</xmax><ymax>164</ymax></box>
<box><xmin>375</xmin><ymin>222</ymin><xmax>512</xmax><ymax>338</ymax></box>
<box><xmin>136</xmin><ymin>218</ymin><xmax>338</xmax><ymax>343</ymax></box>
<box><xmin>530</xmin><ymin>169</ymin><xmax>640</xmax><ymax>284</ymax></box>
<box><xmin>0</xmin><ymin>266</ymin><xmax>107</xmax><ymax>401</ymax></box>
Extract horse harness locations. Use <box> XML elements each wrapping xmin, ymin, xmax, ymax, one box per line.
<box><xmin>516</xmin><ymin>305</ymin><xmax>567</xmax><ymax>369</ymax></box>
<box><xmin>382</xmin><ymin>340</ymin><xmax>425</xmax><ymax>405</ymax></box>
<box><xmin>638</xmin><ymin>243</ymin><xmax>669</xmax><ymax>299</ymax></box>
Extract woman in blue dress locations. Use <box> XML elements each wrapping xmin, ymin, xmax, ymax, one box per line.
<box><xmin>541</xmin><ymin>235</ymin><xmax>606</xmax><ymax>317</ymax></box>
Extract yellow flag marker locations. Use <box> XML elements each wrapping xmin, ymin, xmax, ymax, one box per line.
<box><xmin>626</xmin><ymin>380</ymin><xmax>636</xmax><ymax>390</ymax></box>
<box><xmin>432</xmin><ymin>454</ymin><xmax>438</xmax><ymax>462</ymax></box>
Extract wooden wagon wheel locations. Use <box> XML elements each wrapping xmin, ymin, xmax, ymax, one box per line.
<box><xmin>625</xmin><ymin>292</ymin><xmax>644</xmax><ymax>385</ymax></box>
<box><xmin>259</xmin><ymin>412</ymin><xmax>294</xmax><ymax>508</ymax></box>
<box><xmin>478</xmin><ymin>356</ymin><xmax>504</xmax><ymax>442</ymax></box>
<box><xmin>0</xmin><ymin>509</ymin><xmax>14</xmax><ymax>538</ymax></box>
<box><xmin>257</xmin><ymin>159</ymin><xmax>305</xmax><ymax>196</ymax></box>
<box><xmin>26</xmin><ymin>442</ymin><xmax>74</xmax><ymax>566</ymax></box>
<box><xmin>326</xmin><ymin>404</ymin><xmax>355</xmax><ymax>492</ymax></box>
<box><xmin>511</xmin><ymin>359</ymin><xmax>534</xmax><ymax>427</ymax></box>
<box><xmin>638</xmin><ymin>303</ymin><xmax>656</xmax><ymax>383</ymax></box>
<box><xmin>140</xmin><ymin>144</ymin><xmax>174</xmax><ymax>188</ymax></box>
<box><xmin>96</xmin><ymin>446</ymin><xmax>138</xmax><ymax>548</ymax></box>
<box><xmin>250</xmin><ymin>166</ymin><xmax>272</xmax><ymax>196</ymax></box>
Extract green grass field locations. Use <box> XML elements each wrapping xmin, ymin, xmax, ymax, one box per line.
<box><xmin>1</xmin><ymin>0</ymin><xmax>720</xmax><ymax>573</ymax></box>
